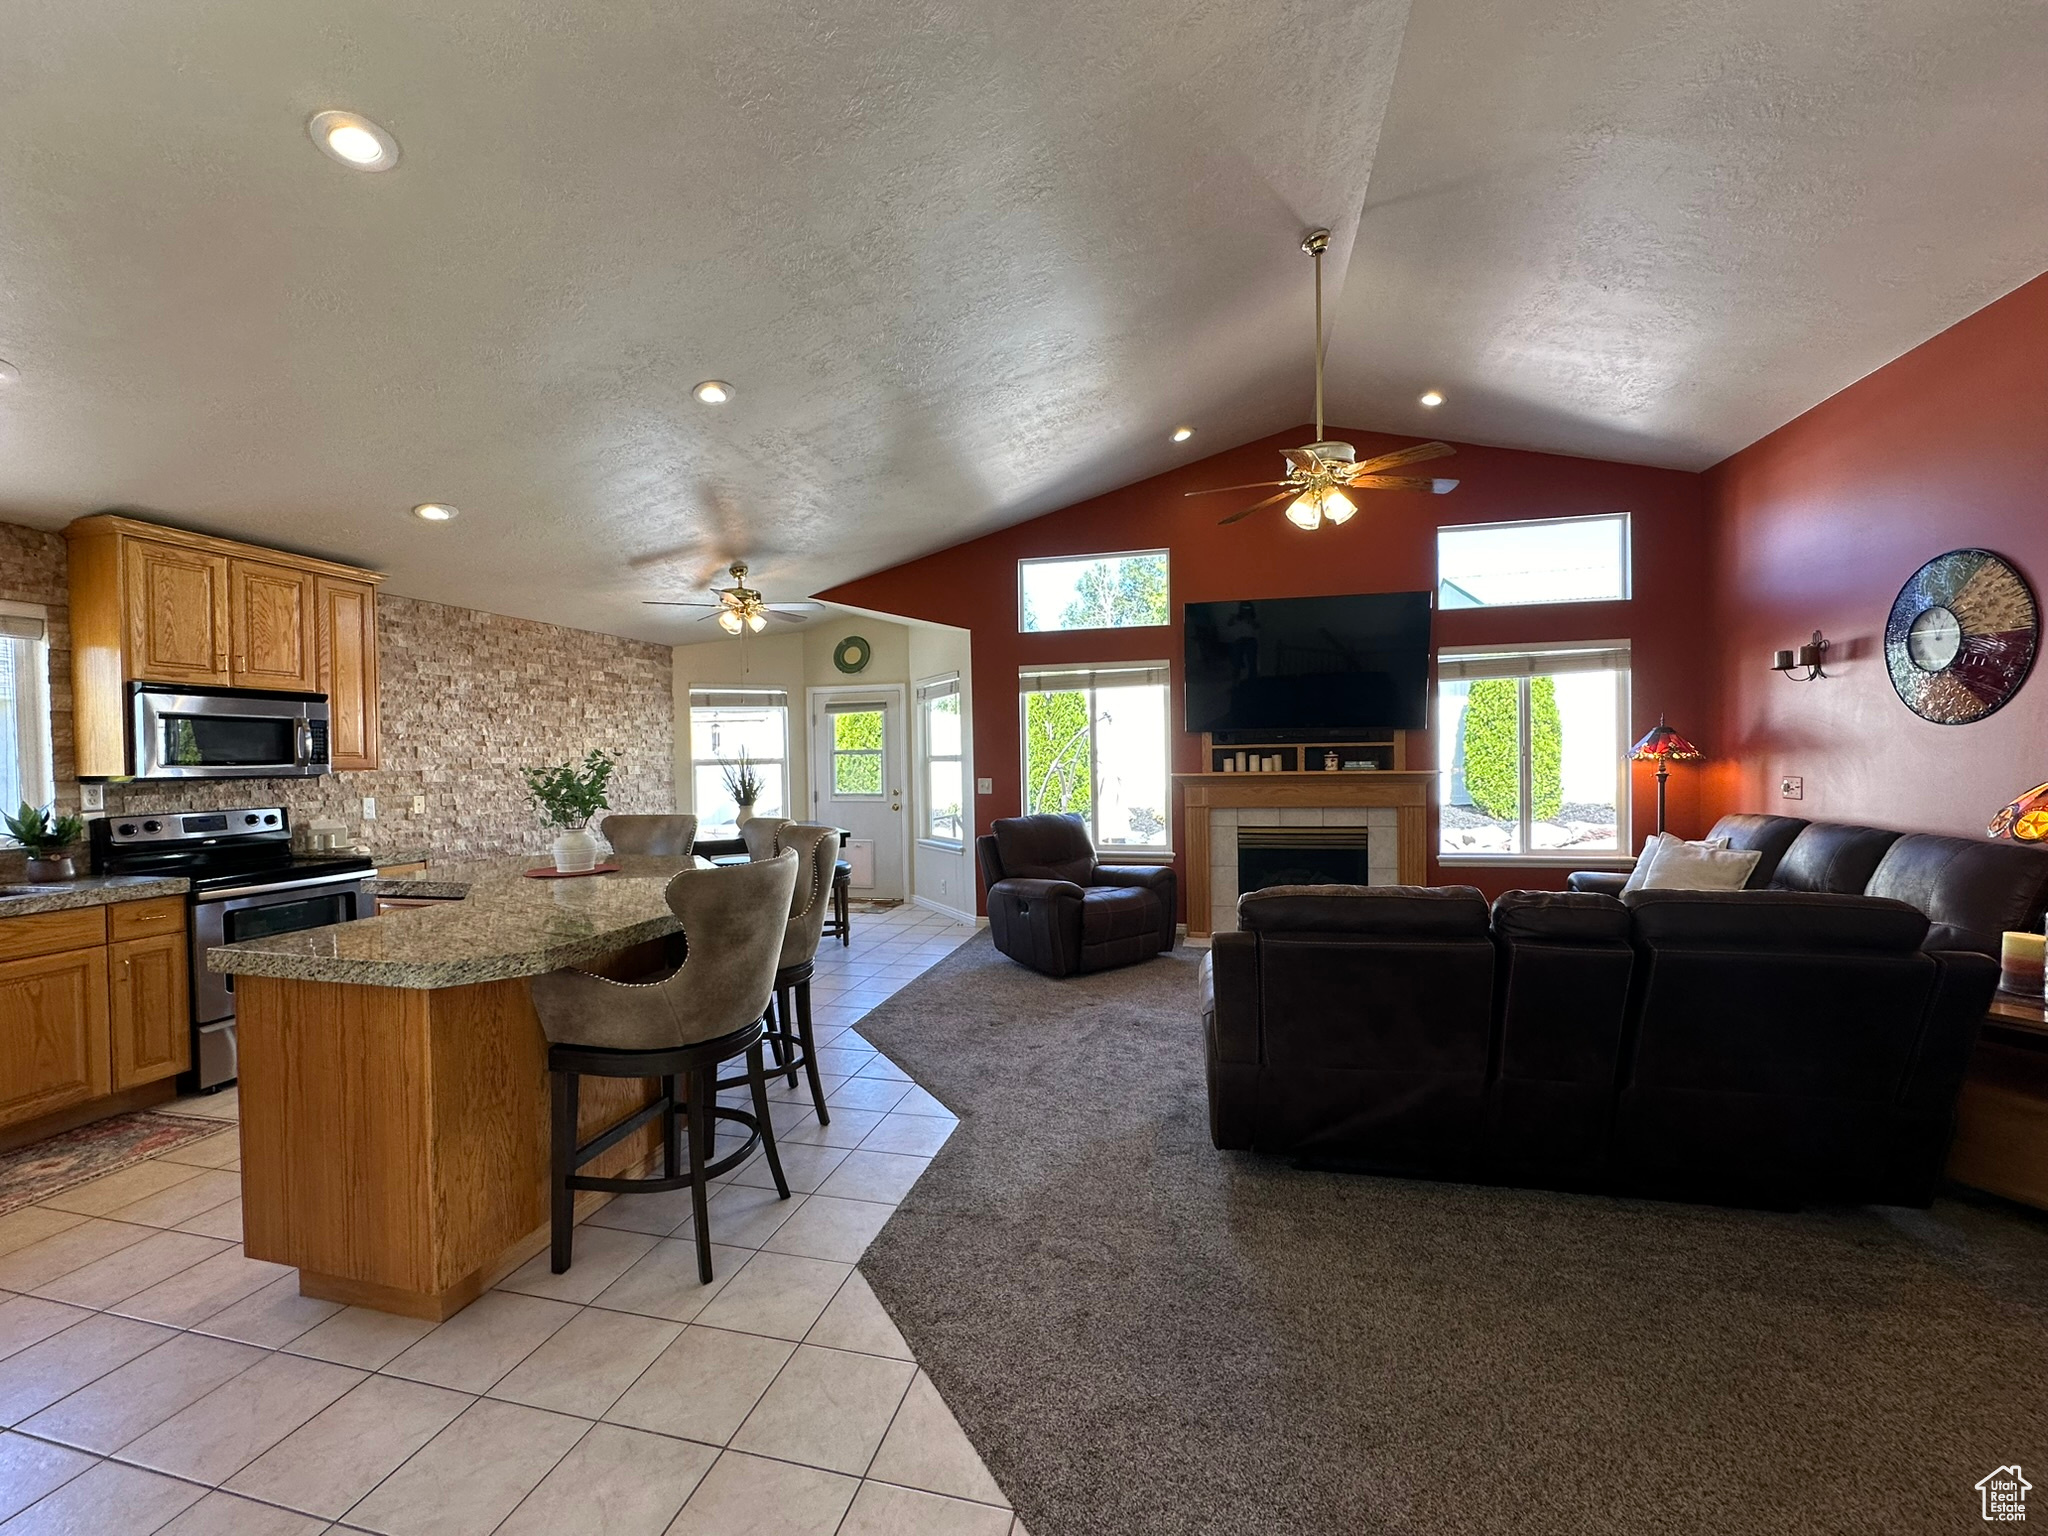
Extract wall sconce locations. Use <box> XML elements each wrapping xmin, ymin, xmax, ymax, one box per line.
<box><xmin>1771</xmin><ymin>631</ymin><xmax>1831</xmax><ymax>681</ymax></box>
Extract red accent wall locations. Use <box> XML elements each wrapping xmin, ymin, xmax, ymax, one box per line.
<box><xmin>1704</xmin><ymin>271</ymin><xmax>2048</xmax><ymax>837</ymax></box>
<box><xmin>820</xmin><ymin>425</ymin><xmax>1709</xmax><ymax>907</ymax></box>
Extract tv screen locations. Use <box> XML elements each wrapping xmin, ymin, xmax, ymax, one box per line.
<box><xmin>1183</xmin><ymin>592</ymin><xmax>1432</xmax><ymax>733</ymax></box>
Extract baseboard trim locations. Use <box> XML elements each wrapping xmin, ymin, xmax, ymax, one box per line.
<box><xmin>913</xmin><ymin>894</ymin><xmax>981</xmax><ymax>926</ymax></box>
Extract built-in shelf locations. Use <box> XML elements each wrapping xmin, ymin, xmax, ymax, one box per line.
<box><xmin>1202</xmin><ymin>729</ymin><xmax>1407</xmax><ymax>776</ymax></box>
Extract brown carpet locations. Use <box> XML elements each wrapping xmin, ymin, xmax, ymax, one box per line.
<box><xmin>0</xmin><ymin>1111</ymin><xmax>224</xmax><ymax>1215</ymax></box>
<box><xmin>856</xmin><ymin>935</ymin><xmax>2048</xmax><ymax>1536</ymax></box>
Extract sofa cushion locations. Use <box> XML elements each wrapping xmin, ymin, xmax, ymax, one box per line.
<box><xmin>1492</xmin><ymin>890</ymin><xmax>1631</xmax><ymax>943</ymax></box>
<box><xmin>1704</xmin><ymin>813</ymin><xmax>1810</xmax><ymax>888</ymax></box>
<box><xmin>992</xmin><ymin>813</ymin><xmax>1095</xmax><ymax>885</ymax></box>
<box><xmin>1080</xmin><ymin>885</ymin><xmax>1158</xmax><ymax>945</ymax></box>
<box><xmin>1623</xmin><ymin>889</ymin><xmax>1929</xmax><ymax>952</ymax></box>
<box><xmin>1771</xmin><ymin>823</ymin><xmax>1902</xmax><ymax>894</ymax></box>
<box><xmin>1865</xmin><ymin>833</ymin><xmax>2048</xmax><ymax>955</ymax></box>
<box><xmin>1237</xmin><ymin>884</ymin><xmax>1489</xmax><ymax>938</ymax></box>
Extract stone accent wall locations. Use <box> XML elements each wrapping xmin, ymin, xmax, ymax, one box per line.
<box><xmin>0</xmin><ymin>519</ymin><xmax>673</xmax><ymax>866</ymax></box>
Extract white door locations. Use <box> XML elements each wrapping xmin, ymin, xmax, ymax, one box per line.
<box><xmin>809</xmin><ymin>686</ymin><xmax>908</xmax><ymax>900</ymax></box>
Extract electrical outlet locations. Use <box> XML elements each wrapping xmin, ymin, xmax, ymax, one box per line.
<box><xmin>1780</xmin><ymin>775</ymin><xmax>1803</xmax><ymax>800</ymax></box>
<box><xmin>976</xmin><ymin>777</ymin><xmax>993</xmax><ymax>795</ymax></box>
<box><xmin>78</xmin><ymin>783</ymin><xmax>105</xmax><ymax>812</ymax></box>
<box><xmin>362</xmin><ymin>796</ymin><xmax>377</xmax><ymax>820</ymax></box>
<box><xmin>939</xmin><ymin>877</ymin><xmax>950</xmax><ymax>896</ymax></box>
<box><xmin>411</xmin><ymin>795</ymin><xmax>427</xmax><ymax>816</ymax></box>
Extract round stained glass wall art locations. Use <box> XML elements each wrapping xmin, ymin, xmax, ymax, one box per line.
<box><xmin>1885</xmin><ymin>549</ymin><xmax>2038</xmax><ymax>725</ymax></box>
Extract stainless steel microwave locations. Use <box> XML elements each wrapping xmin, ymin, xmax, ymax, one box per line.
<box><xmin>130</xmin><ymin>684</ymin><xmax>331</xmax><ymax>779</ymax></box>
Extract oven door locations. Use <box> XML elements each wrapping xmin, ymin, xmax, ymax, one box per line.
<box><xmin>132</xmin><ymin>686</ymin><xmax>331</xmax><ymax>779</ymax></box>
<box><xmin>190</xmin><ymin>870</ymin><xmax>373</xmax><ymax>1088</ymax></box>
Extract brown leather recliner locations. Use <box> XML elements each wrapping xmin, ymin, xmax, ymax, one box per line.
<box><xmin>978</xmin><ymin>814</ymin><xmax>1176</xmax><ymax>977</ymax></box>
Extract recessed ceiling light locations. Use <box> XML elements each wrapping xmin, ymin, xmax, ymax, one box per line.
<box><xmin>0</xmin><ymin>359</ymin><xmax>18</xmax><ymax>385</ymax></box>
<box><xmin>693</xmin><ymin>380</ymin><xmax>736</xmax><ymax>404</ymax></box>
<box><xmin>1171</xmin><ymin>426</ymin><xmax>1195</xmax><ymax>443</ymax></box>
<box><xmin>1419</xmin><ymin>390</ymin><xmax>1445</xmax><ymax>408</ymax></box>
<box><xmin>309</xmin><ymin>111</ymin><xmax>400</xmax><ymax>171</ymax></box>
<box><xmin>411</xmin><ymin>502</ymin><xmax>459</xmax><ymax>522</ymax></box>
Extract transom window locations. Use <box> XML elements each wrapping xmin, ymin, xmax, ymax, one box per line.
<box><xmin>688</xmin><ymin>687</ymin><xmax>789</xmax><ymax>836</ymax></box>
<box><xmin>916</xmin><ymin>677</ymin><xmax>965</xmax><ymax>845</ymax></box>
<box><xmin>1019</xmin><ymin>663</ymin><xmax>1171</xmax><ymax>853</ymax></box>
<box><xmin>828</xmin><ymin>705</ymin><xmax>886</xmax><ymax>798</ymax></box>
<box><xmin>1437</xmin><ymin>513</ymin><xmax>1631</xmax><ymax>608</ymax></box>
<box><xmin>1018</xmin><ymin>550</ymin><xmax>1169</xmax><ymax>633</ymax></box>
<box><xmin>0</xmin><ymin>604</ymin><xmax>54</xmax><ymax>814</ymax></box>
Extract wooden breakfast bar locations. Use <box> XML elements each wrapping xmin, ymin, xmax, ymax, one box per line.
<box><xmin>211</xmin><ymin>856</ymin><xmax>702</xmax><ymax>1320</ymax></box>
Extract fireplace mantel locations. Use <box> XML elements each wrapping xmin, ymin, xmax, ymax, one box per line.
<box><xmin>1174</xmin><ymin>771</ymin><xmax>1433</xmax><ymax>939</ymax></box>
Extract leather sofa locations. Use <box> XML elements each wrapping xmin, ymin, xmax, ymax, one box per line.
<box><xmin>978</xmin><ymin>814</ymin><xmax>1176</xmax><ymax>977</ymax></box>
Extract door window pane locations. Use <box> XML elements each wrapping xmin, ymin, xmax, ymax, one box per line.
<box><xmin>830</xmin><ymin>709</ymin><xmax>885</xmax><ymax>797</ymax></box>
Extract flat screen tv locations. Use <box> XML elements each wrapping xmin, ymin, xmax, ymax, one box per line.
<box><xmin>1183</xmin><ymin>591</ymin><xmax>1432</xmax><ymax>733</ymax></box>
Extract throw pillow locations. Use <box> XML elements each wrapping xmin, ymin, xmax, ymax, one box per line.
<box><xmin>1637</xmin><ymin>837</ymin><xmax>1761</xmax><ymax>891</ymax></box>
<box><xmin>1621</xmin><ymin>832</ymin><xmax>1736</xmax><ymax>894</ymax></box>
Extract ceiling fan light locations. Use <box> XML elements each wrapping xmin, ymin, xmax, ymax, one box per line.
<box><xmin>1431</xmin><ymin>478</ymin><xmax>1460</xmax><ymax>494</ymax></box>
<box><xmin>1321</xmin><ymin>487</ymin><xmax>1358</xmax><ymax>525</ymax></box>
<box><xmin>717</xmin><ymin>608</ymin><xmax>744</xmax><ymax>634</ymax></box>
<box><xmin>1285</xmin><ymin>493</ymin><xmax>1324</xmax><ymax>531</ymax></box>
<box><xmin>746</xmin><ymin>611</ymin><xmax>767</xmax><ymax>632</ymax></box>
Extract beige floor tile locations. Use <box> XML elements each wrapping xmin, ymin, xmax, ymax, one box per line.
<box><xmin>166</xmin><ymin>1090</ymin><xmax>240</xmax><ymax>1122</ymax></box>
<box><xmin>602</xmin><ymin>1325</ymin><xmax>793</xmax><ymax>1444</ymax></box>
<box><xmin>118</xmin><ymin>1350</ymin><xmax>366</xmax><ymax>1485</ymax></box>
<box><xmin>582</xmin><ymin>1185</ymin><xmax>694</xmax><ymax>1236</ymax></box>
<box><xmin>283</xmin><ymin>1305</ymin><xmax>435</xmax><ymax>1369</ymax></box>
<box><xmin>0</xmin><ymin>1217</ymin><xmax>153</xmax><ymax>1294</ymax></box>
<box><xmin>157</xmin><ymin>1489</ymin><xmax>330</xmax><ymax>1535</ymax></box>
<box><xmin>857</xmin><ymin>1113</ymin><xmax>956</xmax><ymax>1157</ymax></box>
<box><xmin>20</xmin><ymin>1332</ymin><xmax>265</xmax><ymax>1454</ymax></box>
<box><xmin>729</xmin><ymin>1343</ymin><xmax>914</xmax><ymax>1475</ymax></box>
<box><xmin>664</xmin><ymin>1450</ymin><xmax>857</xmax><ymax>1536</ymax></box>
<box><xmin>494</xmin><ymin>1225</ymin><xmax>659</xmax><ymax>1306</ymax></box>
<box><xmin>589</xmin><ymin>1239</ymin><xmax>749</xmax><ymax>1324</ymax></box>
<box><xmin>342</xmin><ymin>1397</ymin><xmax>587</xmax><ymax>1536</ymax></box>
<box><xmin>851</xmin><ymin>1056</ymin><xmax>912</xmax><ymax>1083</ymax></box>
<box><xmin>30</xmin><ymin>1229</ymin><xmax>229</xmax><ymax>1311</ymax></box>
<box><xmin>812</xmin><ymin>1045</ymin><xmax>877</xmax><ymax>1077</ymax></box>
<box><xmin>1011</xmin><ymin>1520</ymin><xmax>1031</xmax><ymax>1536</ymax></box>
<box><xmin>0</xmin><ymin>1207</ymin><xmax>85</xmax><ymax>1262</ymax></box>
<box><xmin>37</xmin><ymin>1160</ymin><xmax>205</xmax><ymax>1217</ymax></box>
<box><xmin>0</xmin><ymin>1430</ymin><xmax>98</xmax><ymax>1521</ymax></box>
<box><xmin>494</xmin><ymin>1422</ymin><xmax>714</xmax><ymax>1536</ymax></box>
<box><xmin>173</xmin><ymin>1199</ymin><xmax>244</xmax><ymax>1243</ymax></box>
<box><xmin>804</xmin><ymin>1273</ymin><xmax>912</xmax><ymax>1360</ymax></box>
<box><xmin>704</xmin><ymin>1182</ymin><xmax>805</xmax><ymax>1248</ymax></box>
<box><xmin>224</xmin><ymin>1372</ymin><xmax>471</xmax><ymax>1519</ymax></box>
<box><xmin>0</xmin><ymin>1313</ymin><xmax>175</xmax><ymax>1425</ymax></box>
<box><xmin>728</xmin><ymin>1143</ymin><xmax>849</xmax><ymax>1196</ymax></box>
<box><xmin>891</xmin><ymin>1085</ymin><xmax>956</xmax><ymax>1119</ymax></box>
<box><xmin>694</xmin><ymin>1252</ymin><xmax>853</xmax><ymax>1341</ymax></box>
<box><xmin>0</xmin><ymin>1295</ymin><xmax>94</xmax><ymax>1364</ymax></box>
<box><xmin>774</xmin><ymin>1108</ymin><xmax>885</xmax><ymax>1150</ymax></box>
<box><xmin>192</xmin><ymin>1276</ymin><xmax>340</xmax><ymax>1350</ymax></box>
<box><xmin>104</xmin><ymin>1171</ymin><xmax>243</xmax><ymax>1230</ymax></box>
<box><xmin>867</xmin><ymin>1371</ymin><xmax>1008</xmax><ymax>1506</ymax></box>
<box><xmin>823</xmin><ymin>1078</ymin><xmax>914</xmax><ymax>1113</ymax></box>
<box><xmin>760</xmin><ymin>1196</ymin><xmax>894</xmax><ymax>1264</ymax></box>
<box><xmin>487</xmin><ymin>1306</ymin><xmax>680</xmax><ymax>1419</ymax></box>
<box><xmin>840</xmin><ymin>1481</ymin><xmax>1012</xmax><ymax>1536</ymax></box>
<box><xmin>113</xmin><ymin>1248</ymin><xmax>293</xmax><ymax>1329</ymax></box>
<box><xmin>813</xmin><ymin>1150</ymin><xmax>931</xmax><ymax>1206</ymax></box>
<box><xmin>383</xmin><ymin>1290</ymin><xmax>579</xmax><ymax>1394</ymax></box>
<box><xmin>0</xmin><ymin>1458</ymin><xmax>204</xmax><ymax>1535</ymax></box>
<box><xmin>154</xmin><ymin>1131</ymin><xmax>243</xmax><ymax>1170</ymax></box>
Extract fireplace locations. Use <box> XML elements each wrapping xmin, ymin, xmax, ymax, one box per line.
<box><xmin>1237</xmin><ymin>826</ymin><xmax>1372</xmax><ymax>892</ymax></box>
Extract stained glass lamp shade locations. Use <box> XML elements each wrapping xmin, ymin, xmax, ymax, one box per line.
<box><xmin>1629</xmin><ymin>717</ymin><xmax>1701</xmax><ymax>836</ymax></box>
<box><xmin>1990</xmin><ymin>782</ymin><xmax>2048</xmax><ymax>842</ymax></box>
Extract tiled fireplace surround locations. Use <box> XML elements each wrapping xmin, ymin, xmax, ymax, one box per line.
<box><xmin>1206</xmin><ymin>807</ymin><xmax>1402</xmax><ymax>935</ymax></box>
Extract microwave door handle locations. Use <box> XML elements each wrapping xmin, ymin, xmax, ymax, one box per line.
<box><xmin>297</xmin><ymin>719</ymin><xmax>314</xmax><ymax>767</ymax></box>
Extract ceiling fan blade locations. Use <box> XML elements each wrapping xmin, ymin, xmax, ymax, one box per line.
<box><xmin>767</xmin><ymin>610</ymin><xmax>809</xmax><ymax>623</ymax></box>
<box><xmin>1217</xmin><ymin>488</ymin><xmax>1300</xmax><ymax>526</ymax></box>
<box><xmin>1349</xmin><ymin>475</ymin><xmax>1460</xmax><ymax>493</ymax></box>
<box><xmin>1183</xmin><ymin>480</ymin><xmax>1290</xmax><ymax>497</ymax></box>
<box><xmin>1350</xmin><ymin>441</ymin><xmax>1455</xmax><ymax>476</ymax></box>
<box><xmin>640</xmin><ymin>600</ymin><xmax>719</xmax><ymax>608</ymax></box>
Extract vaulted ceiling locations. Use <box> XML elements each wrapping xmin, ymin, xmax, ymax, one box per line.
<box><xmin>1</xmin><ymin>0</ymin><xmax>2043</xmax><ymax>641</ymax></box>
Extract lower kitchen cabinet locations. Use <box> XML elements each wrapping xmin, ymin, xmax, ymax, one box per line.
<box><xmin>0</xmin><ymin>948</ymin><xmax>113</xmax><ymax>1129</ymax></box>
<box><xmin>110</xmin><ymin>931</ymin><xmax>191</xmax><ymax>1090</ymax></box>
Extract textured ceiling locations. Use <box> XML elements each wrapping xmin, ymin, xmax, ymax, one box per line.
<box><xmin>0</xmin><ymin>0</ymin><xmax>2043</xmax><ymax>641</ymax></box>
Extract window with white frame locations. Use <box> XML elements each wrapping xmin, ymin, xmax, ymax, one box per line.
<box><xmin>688</xmin><ymin>688</ymin><xmax>789</xmax><ymax>836</ymax></box>
<box><xmin>916</xmin><ymin>676</ymin><xmax>965</xmax><ymax>845</ymax></box>
<box><xmin>0</xmin><ymin>603</ymin><xmax>55</xmax><ymax>815</ymax></box>
<box><xmin>1018</xmin><ymin>550</ymin><xmax>1169</xmax><ymax>633</ymax></box>
<box><xmin>1019</xmin><ymin>663</ymin><xmax>1170</xmax><ymax>852</ymax></box>
<box><xmin>1437</xmin><ymin>513</ymin><xmax>1631</xmax><ymax>608</ymax></box>
<box><xmin>1437</xmin><ymin>643</ymin><xmax>1630</xmax><ymax>859</ymax></box>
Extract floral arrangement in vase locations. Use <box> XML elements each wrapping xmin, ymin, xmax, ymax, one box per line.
<box><xmin>521</xmin><ymin>749</ymin><xmax>619</xmax><ymax>872</ymax></box>
<box><xmin>721</xmin><ymin>752</ymin><xmax>764</xmax><ymax>825</ymax></box>
<box><xmin>5</xmin><ymin>802</ymin><xmax>88</xmax><ymax>882</ymax></box>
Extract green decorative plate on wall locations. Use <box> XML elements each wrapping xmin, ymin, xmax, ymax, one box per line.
<box><xmin>1884</xmin><ymin>548</ymin><xmax>2038</xmax><ymax>725</ymax></box>
<box><xmin>833</xmin><ymin>635</ymin><xmax>871</xmax><ymax>674</ymax></box>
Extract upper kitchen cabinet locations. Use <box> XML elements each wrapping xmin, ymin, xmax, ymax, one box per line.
<box><xmin>67</xmin><ymin>515</ymin><xmax>384</xmax><ymax>778</ymax></box>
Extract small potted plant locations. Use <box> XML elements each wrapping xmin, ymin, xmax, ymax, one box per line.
<box><xmin>721</xmin><ymin>752</ymin><xmax>764</xmax><ymax>826</ymax></box>
<box><xmin>521</xmin><ymin>749</ymin><xmax>619</xmax><ymax>872</ymax></box>
<box><xmin>5</xmin><ymin>802</ymin><xmax>88</xmax><ymax>882</ymax></box>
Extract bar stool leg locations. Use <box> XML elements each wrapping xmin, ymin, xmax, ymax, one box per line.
<box><xmin>781</xmin><ymin>984</ymin><xmax>800</xmax><ymax>1089</ymax></box>
<box><xmin>796</xmin><ymin>980</ymin><xmax>829</xmax><ymax>1125</ymax></box>
<box><xmin>685</xmin><ymin>1066</ymin><xmax>714</xmax><ymax>1284</ymax></box>
<box><xmin>662</xmin><ymin>1074</ymin><xmax>680</xmax><ymax>1180</ymax></box>
<box><xmin>765</xmin><ymin>994</ymin><xmax>789</xmax><ymax>1074</ymax></box>
<box><xmin>550</xmin><ymin>1069</ymin><xmax>578</xmax><ymax>1274</ymax></box>
<box><xmin>837</xmin><ymin>873</ymin><xmax>851</xmax><ymax>947</ymax></box>
<box><xmin>747</xmin><ymin>1041</ymin><xmax>791</xmax><ymax>1200</ymax></box>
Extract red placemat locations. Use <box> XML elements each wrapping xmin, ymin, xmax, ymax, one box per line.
<box><xmin>522</xmin><ymin>863</ymin><xmax>622</xmax><ymax>879</ymax></box>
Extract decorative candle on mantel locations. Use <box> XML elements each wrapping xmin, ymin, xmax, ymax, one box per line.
<box><xmin>1999</xmin><ymin>930</ymin><xmax>2046</xmax><ymax>996</ymax></box>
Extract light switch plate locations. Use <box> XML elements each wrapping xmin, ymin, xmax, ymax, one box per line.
<box><xmin>78</xmin><ymin>783</ymin><xmax>105</xmax><ymax>811</ymax></box>
<box><xmin>411</xmin><ymin>795</ymin><xmax>427</xmax><ymax>816</ymax></box>
<box><xmin>976</xmin><ymin>777</ymin><xmax>993</xmax><ymax>794</ymax></box>
<box><xmin>362</xmin><ymin>796</ymin><xmax>377</xmax><ymax>820</ymax></box>
<box><xmin>1780</xmin><ymin>775</ymin><xmax>1803</xmax><ymax>800</ymax></box>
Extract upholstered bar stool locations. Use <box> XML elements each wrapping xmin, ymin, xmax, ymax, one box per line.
<box><xmin>528</xmin><ymin>850</ymin><xmax>799</xmax><ymax>1283</ymax></box>
<box><xmin>600</xmin><ymin>812</ymin><xmax>699</xmax><ymax>856</ymax></box>
<box><xmin>722</xmin><ymin>820</ymin><xmax>839</xmax><ymax>1123</ymax></box>
<box><xmin>740</xmin><ymin>817</ymin><xmax>789</xmax><ymax>860</ymax></box>
<box><xmin>822</xmin><ymin>859</ymin><xmax>852</xmax><ymax>947</ymax></box>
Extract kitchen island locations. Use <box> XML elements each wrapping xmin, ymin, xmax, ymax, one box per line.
<box><xmin>211</xmin><ymin>855</ymin><xmax>703</xmax><ymax>1319</ymax></box>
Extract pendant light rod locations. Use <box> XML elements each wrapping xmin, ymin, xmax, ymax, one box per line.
<box><xmin>1303</xmin><ymin>228</ymin><xmax>1331</xmax><ymax>442</ymax></box>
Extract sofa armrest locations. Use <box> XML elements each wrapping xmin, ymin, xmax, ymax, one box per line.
<box><xmin>1900</xmin><ymin>949</ymin><xmax>2000</xmax><ymax>1115</ymax></box>
<box><xmin>1566</xmin><ymin>870</ymin><xmax>1630</xmax><ymax>897</ymax></box>
<box><xmin>991</xmin><ymin>877</ymin><xmax>1085</xmax><ymax>905</ymax></box>
<box><xmin>1205</xmin><ymin>932</ymin><xmax>1260</xmax><ymax>1065</ymax></box>
<box><xmin>1095</xmin><ymin>864</ymin><xmax>1175</xmax><ymax>892</ymax></box>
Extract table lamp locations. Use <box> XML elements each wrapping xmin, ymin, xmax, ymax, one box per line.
<box><xmin>1630</xmin><ymin>716</ymin><xmax>1702</xmax><ymax>836</ymax></box>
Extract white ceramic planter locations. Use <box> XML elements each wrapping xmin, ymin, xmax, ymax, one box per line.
<box><xmin>735</xmin><ymin>799</ymin><xmax>758</xmax><ymax>828</ymax></box>
<box><xmin>551</xmin><ymin>828</ymin><xmax>600</xmax><ymax>873</ymax></box>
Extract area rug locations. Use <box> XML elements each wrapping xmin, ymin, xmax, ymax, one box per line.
<box><xmin>0</xmin><ymin>1112</ymin><xmax>224</xmax><ymax>1216</ymax></box>
<box><xmin>856</xmin><ymin>935</ymin><xmax>2048</xmax><ymax>1536</ymax></box>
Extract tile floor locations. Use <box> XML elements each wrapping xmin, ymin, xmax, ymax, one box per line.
<box><xmin>0</xmin><ymin>905</ymin><xmax>1033</xmax><ymax>1536</ymax></box>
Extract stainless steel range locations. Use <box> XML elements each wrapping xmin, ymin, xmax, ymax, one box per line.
<box><xmin>91</xmin><ymin>807</ymin><xmax>376</xmax><ymax>1090</ymax></box>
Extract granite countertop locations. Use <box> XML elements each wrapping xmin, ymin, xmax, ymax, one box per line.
<box><xmin>209</xmin><ymin>854</ymin><xmax>700</xmax><ymax>990</ymax></box>
<box><xmin>0</xmin><ymin>874</ymin><xmax>191</xmax><ymax>918</ymax></box>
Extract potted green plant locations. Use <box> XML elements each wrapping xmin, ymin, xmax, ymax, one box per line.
<box><xmin>5</xmin><ymin>802</ymin><xmax>88</xmax><ymax>882</ymax></box>
<box><xmin>521</xmin><ymin>749</ymin><xmax>619</xmax><ymax>872</ymax></box>
<box><xmin>721</xmin><ymin>752</ymin><xmax>764</xmax><ymax>826</ymax></box>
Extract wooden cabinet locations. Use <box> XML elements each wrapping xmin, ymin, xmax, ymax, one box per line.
<box><xmin>110</xmin><ymin>932</ymin><xmax>190</xmax><ymax>1090</ymax></box>
<box><xmin>0</xmin><ymin>948</ymin><xmax>112</xmax><ymax>1130</ymax></box>
<box><xmin>66</xmin><ymin>516</ymin><xmax>383</xmax><ymax>778</ymax></box>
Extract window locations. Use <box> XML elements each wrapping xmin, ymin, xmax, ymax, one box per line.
<box><xmin>917</xmin><ymin>676</ymin><xmax>966</xmax><ymax>845</ymax></box>
<box><xmin>0</xmin><ymin>604</ymin><xmax>54</xmax><ymax>814</ymax></box>
<box><xmin>688</xmin><ymin>688</ymin><xmax>789</xmax><ymax>836</ymax></box>
<box><xmin>1437</xmin><ymin>513</ymin><xmax>1630</xmax><ymax>608</ymax></box>
<box><xmin>827</xmin><ymin>705</ymin><xmax>885</xmax><ymax>798</ymax></box>
<box><xmin>1018</xmin><ymin>550</ymin><xmax>1169</xmax><ymax>633</ymax></box>
<box><xmin>1438</xmin><ymin>644</ymin><xmax>1630</xmax><ymax>859</ymax></box>
<box><xmin>1019</xmin><ymin>663</ymin><xmax>1170</xmax><ymax>852</ymax></box>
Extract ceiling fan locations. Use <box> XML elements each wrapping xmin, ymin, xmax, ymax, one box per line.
<box><xmin>642</xmin><ymin>562</ymin><xmax>821</xmax><ymax>632</ymax></box>
<box><xmin>1188</xmin><ymin>228</ymin><xmax>1458</xmax><ymax>530</ymax></box>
